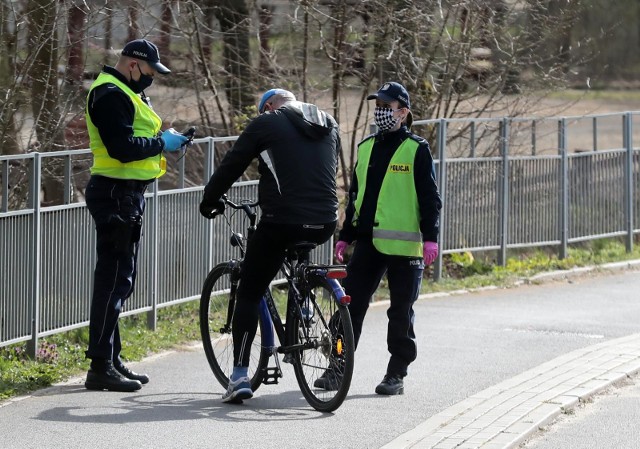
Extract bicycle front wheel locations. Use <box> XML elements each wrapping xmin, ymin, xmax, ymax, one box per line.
<box><xmin>290</xmin><ymin>277</ymin><xmax>355</xmax><ymax>412</ymax></box>
<box><xmin>199</xmin><ymin>262</ymin><xmax>269</xmax><ymax>392</ymax></box>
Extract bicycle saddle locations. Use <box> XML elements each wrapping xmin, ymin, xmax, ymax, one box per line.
<box><xmin>287</xmin><ymin>241</ymin><xmax>318</xmax><ymax>260</ymax></box>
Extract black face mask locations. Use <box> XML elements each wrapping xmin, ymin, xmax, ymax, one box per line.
<box><xmin>129</xmin><ymin>67</ymin><xmax>154</xmax><ymax>93</ymax></box>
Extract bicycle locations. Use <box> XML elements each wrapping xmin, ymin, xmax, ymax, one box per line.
<box><xmin>199</xmin><ymin>195</ymin><xmax>355</xmax><ymax>412</ymax></box>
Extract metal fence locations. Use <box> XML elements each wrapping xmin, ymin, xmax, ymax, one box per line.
<box><xmin>1</xmin><ymin>111</ymin><xmax>639</xmax><ymax>354</ymax></box>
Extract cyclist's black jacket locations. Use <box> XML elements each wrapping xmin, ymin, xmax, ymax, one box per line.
<box><xmin>203</xmin><ymin>102</ymin><xmax>340</xmax><ymax>224</ymax></box>
<box><xmin>339</xmin><ymin>125</ymin><xmax>442</xmax><ymax>243</ymax></box>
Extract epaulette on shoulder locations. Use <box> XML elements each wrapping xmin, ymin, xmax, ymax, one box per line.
<box><xmin>357</xmin><ymin>133</ymin><xmax>377</xmax><ymax>145</ymax></box>
<box><xmin>407</xmin><ymin>132</ymin><xmax>430</xmax><ymax>149</ymax></box>
<box><xmin>91</xmin><ymin>82</ymin><xmax>125</xmax><ymax>103</ymax></box>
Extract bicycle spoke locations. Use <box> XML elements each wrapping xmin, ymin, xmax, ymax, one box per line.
<box><xmin>200</xmin><ymin>263</ymin><xmax>268</xmax><ymax>392</ymax></box>
<box><xmin>291</xmin><ymin>277</ymin><xmax>354</xmax><ymax>412</ymax></box>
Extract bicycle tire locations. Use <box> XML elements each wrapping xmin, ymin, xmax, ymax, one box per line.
<box><xmin>289</xmin><ymin>276</ymin><xmax>355</xmax><ymax>412</ymax></box>
<box><xmin>199</xmin><ymin>262</ymin><xmax>269</xmax><ymax>392</ymax></box>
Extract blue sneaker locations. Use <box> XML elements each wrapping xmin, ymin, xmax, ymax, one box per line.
<box><xmin>222</xmin><ymin>376</ymin><xmax>253</xmax><ymax>404</ymax></box>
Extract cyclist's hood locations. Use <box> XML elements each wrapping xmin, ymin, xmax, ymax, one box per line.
<box><xmin>280</xmin><ymin>101</ymin><xmax>337</xmax><ymax>140</ymax></box>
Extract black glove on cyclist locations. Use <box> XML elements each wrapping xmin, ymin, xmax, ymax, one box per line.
<box><xmin>199</xmin><ymin>198</ymin><xmax>225</xmax><ymax>219</ymax></box>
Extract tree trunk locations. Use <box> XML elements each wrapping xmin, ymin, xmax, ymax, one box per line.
<box><xmin>157</xmin><ymin>0</ymin><xmax>172</xmax><ymax>69</ymax></box>
<box><xmin>103</xmin><ymin>5</ymin><xmax>113</xmax><ymax>64</ymax></box>
<box><xmin>258</xmin><ymin>4</ymin><xmax>273</xmax><ymax>82</ymax></box>
<box><xmin>27</xmin><ymin>0</ymin><xmax>66</xmax><ymax>205</ymax></box>
<box><xmin>127</xmin><ymin>6</ymin><xmax>139</xmax><ymax>43</ymax></box>
<box><xmin>65</xmin><ymin>4</ymin><xmax>86</xmax><ymax>86</ymax></box>
<box><xmin>0</xmin><ymin>0</ymin><xmax>20</xmax><ymax>155</ymax></box>
<box><xmin>214</xmin><ymin>0</ymin><xmax>254</xmax><ymax>119</ymax></box>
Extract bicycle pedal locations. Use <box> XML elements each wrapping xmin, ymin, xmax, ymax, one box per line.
<box><xmin>261</xmin><ymin>367</ymin><xmax>282</xmax><ymax>385</ymax></box>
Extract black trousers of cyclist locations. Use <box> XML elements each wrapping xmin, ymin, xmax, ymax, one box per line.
<box><xmin>344</xmin><ymin>238</ymin><xmax>424</xmax><ymax>378</ymax></box>
<box><xmin>85</xmin><ymin>175</ymin><xmax>148</xmax><ymax>365</ymax></box>
<box><xmin>233</xmin><ymin>220</ymin><xmax>337</xmax><ymax>367</ymax></box>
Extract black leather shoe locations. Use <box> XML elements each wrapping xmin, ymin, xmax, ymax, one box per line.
<box><xmin>85</xmin><ymin>362</ymin><xmax>142</xmax><ymax>392</ymax></box>
<box><xmin>313</xmin><ymin>367</ymin><xmax>342</xmax><ymax>391</ymax></box>
<box><xmin>114</xmin><ymin>362</ymin><xmax>150</xmax><ymax>384</ymax></box>
<box><xmin>375</xmin><ymin>374</ymin><xmax>404</xmax><ymax>395</ymax></box>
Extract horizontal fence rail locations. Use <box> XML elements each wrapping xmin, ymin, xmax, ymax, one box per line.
<box><xmin>1</xmin><ymin>112</ymin><xmax>639</xmax><ymax>354</ymax></box>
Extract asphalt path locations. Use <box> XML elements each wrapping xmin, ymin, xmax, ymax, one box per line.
<box><xmin>1</xmin><ymin>266</ymin><xmax>640</xmax><ymax>449</ymax></box>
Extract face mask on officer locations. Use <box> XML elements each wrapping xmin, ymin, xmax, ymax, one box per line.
<box><xmin>374</xmin><ymin>106</ymin><xmax>403</xmax><ymax>132</ymax></box>
<box><xmin>129</xmin><ymin>62</ymin><xmax>154</xmax><ymax>93</ymax></box>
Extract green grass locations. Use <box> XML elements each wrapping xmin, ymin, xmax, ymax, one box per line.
<box><xmin>0</xmin><ymin>302</ymin><xmax>201</xmax><ymax>402</ymax></box>
<box><xmin>2</xmin><ymin>238</ymin><xmax>639</xmax><ymax>402</ymax></box>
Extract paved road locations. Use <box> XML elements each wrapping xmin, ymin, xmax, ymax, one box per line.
<box><xmin>1</xmin><ymin>266</ymin><xmax>640</xmax><ymax>449</ymax></box>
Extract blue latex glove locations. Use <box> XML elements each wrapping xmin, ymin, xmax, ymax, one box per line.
<box><xmin>161</xmin><ymin>128</ymin><xmax>189</xmax><ymax>152</ymax></box>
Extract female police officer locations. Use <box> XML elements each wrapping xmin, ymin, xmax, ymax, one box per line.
<box><xmin>315</xmin><ymin>82</ymin><xmax>442</xmax><ymax>395</ymax></box>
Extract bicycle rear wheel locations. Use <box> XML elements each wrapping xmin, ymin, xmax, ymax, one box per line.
<box><xmin>289</xmin><ymin>276</ymin><xmax>354</xmax><ymax>412</ymax></box>
<box><xmin>199</xmin><ymin>262</ymin><xmax>269</xmax><ymax>392</ymax></box>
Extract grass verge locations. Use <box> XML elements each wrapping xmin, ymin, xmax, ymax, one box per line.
<box><xmin>2</xmin><ymin>238</ymin><xmax>640</xmax><ymax>402</ymax></box>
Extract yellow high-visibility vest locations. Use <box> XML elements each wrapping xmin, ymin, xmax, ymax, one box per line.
<box><xmin>353</xmin><ymin>137</ymin><xmax>422</xmax><ymax>257</ymax></box>
<box><xmin>86</xmin><ymin>73</ymin><xmax>166</xmax><ymax>180</ymax></box>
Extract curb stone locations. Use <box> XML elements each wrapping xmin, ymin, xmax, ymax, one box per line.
<box><xmin>380</xmin><ymin>259</ymin><xmax>640</xmax><ymax>449</ymax></box>
<box><xmin>380</xmin><ymin>333</ymin><xmax>640</xmax><ymax>449</ymax></box>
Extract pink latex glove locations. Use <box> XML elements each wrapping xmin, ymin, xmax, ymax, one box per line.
<box><xmin>423</xmin><ymin>241</ymin><xmax>438</xmax><ymax>265</ymax></box>
<box><xmin>335</xmin><ymin>240</ymin><xmax>349</xmax><ymax>263</ymax></box>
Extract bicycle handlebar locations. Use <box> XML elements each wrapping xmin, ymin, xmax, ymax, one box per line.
<box><xmin>208</xmin><ymin>194</ymin><xmax>259</xmax><ymax>220</ymax></box>
<box><xmin>221</xmin><ymin>194</ymin><xmax>259</xmax><ymax>212</ymax></box>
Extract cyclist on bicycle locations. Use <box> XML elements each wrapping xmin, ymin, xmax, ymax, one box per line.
<box><xmin>199</xmin><ymin>88</ymin><xmax>341</xmax><ymax>403</ymax></box>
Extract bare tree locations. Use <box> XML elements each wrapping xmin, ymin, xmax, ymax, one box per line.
<box><xmin>156</xmin><ymin>0</ymin><xmax>173</xmax><ymax>69</ymax></box>
<box><xmin>64</xmin><ymin>2</ymin><xmax>87</xmax><ymax>88</ymax></box>
<box><xmin>27</xmin><ymin>0</ymin><xmax>66</xmax><ymax>204</ymax></box>
<box><xmin>213</xmin><ymin>0</ymin><xmax>254</xmax><ymax>118</ymax></box>
<box><xmin>127</xmin><ymin>4</ymin><xmax>140</xmax><ymax>41</ymax></box>
<box><xmin>0</xmin><ymin>0</ymin><xmax>602</xmax><ymax>202</ymax></box>
<box><xmin>0</xmin><ymin>0</ymin><xmax>20</xmax><ymax>155</ymax></box>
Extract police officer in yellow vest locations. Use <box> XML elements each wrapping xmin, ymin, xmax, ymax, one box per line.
<box><xmin>315</xmin><ymin>82</ymin><xmax>442</xmax><ymax>395</ymax></box>
<box><xmin>84</xmin><ymin>39</ymin><xmax>189</xmax><ymax>392</ymax></box>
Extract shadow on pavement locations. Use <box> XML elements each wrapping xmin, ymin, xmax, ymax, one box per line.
<box><xmin>34</xmin><ymin>388</ymin><xmax>335</xmax><ymax>423</ymax></box>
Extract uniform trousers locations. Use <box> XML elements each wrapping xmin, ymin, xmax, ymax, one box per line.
<box><xmin>344</xmin><ymin>238</ymin><xmax>424</xmax><ymax>377</ymax></box>
<box><xmin>85</xmin><ymin>175</ymin><xmax>149</xmax><ymax>363</ymax></box>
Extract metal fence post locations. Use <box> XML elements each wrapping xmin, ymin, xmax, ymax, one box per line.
<box><xmin>63</xmin><ymin>155</ymin><xmax>72</xmax><ymax>204</ymax></box>
<box><xmin>146</xmin><ymin>181</ymin><xmax>159</xmax><ymax>331</ymax></box>
<box><xmin>27</xmin><ymin>153</ymin><xmax>42</xmax><ymax>358</ymax></box>
<box><xmin>498</xmin><ymin>118</ymin><xmax>510</xmax><ymax>266</ymax></box>
<box><xmin>531</xmin><ymin>119</ymin><xmax>536</xmax><ymax>156</ymax></box>
<box><xmin>433</xmin><ymin>118</ymin><xmax>447</xmax><ymax>282</ymax></box>
<box><xmin>624</xmin><ymin>113</ymin><xmax>634</xmax><ymax>253</ymax></box>
<box><xmin>470</xmin><ymin>121</ymin><xmax>476</xmax><ymax>157</ymax></box>
<box><xmin>205</xmin><ymin>137</ymin><xmax>215</xmax><ymax>272</ymax></box>
<box><xmin>559</xmin><ymin>118</ymin><xmax>568</xmax><ymax>259</ymax></box>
